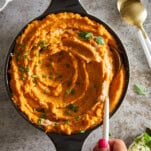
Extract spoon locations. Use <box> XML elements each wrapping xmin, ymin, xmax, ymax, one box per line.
<box><xmin>117</xmin><ymin>0</ymin><xmax>151</xmax><ymax>68</ymax></box>
<box><xmin>102</xmin><ymin>45</ymin><xmax>122</xmax><ymax>142</ymax></box>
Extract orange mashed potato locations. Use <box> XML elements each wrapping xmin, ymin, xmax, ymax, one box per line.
<box><xmin>9</xmin><ymin>12</ymin><xmax>126</xmax><ymax>135</ymax></box>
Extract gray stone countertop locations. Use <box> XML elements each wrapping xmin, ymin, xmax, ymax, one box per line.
<box><xmin>0</xmin><ymin>0</ymin><xmax>151</xmax><ymax>151</ymax></box>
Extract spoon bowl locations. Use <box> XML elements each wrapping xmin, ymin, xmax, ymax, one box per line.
<box><xmin>117</xmin><ymin>0</ymin><xmax>147</xmax><ymax>37</ymax></box>
<box><xmin>117</xmin><ymin>0</ymin><xmax>151</xmax><ymax>69</ymax></box>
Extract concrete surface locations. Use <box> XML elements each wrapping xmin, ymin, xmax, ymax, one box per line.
<box><xmin>0</xmin><ymin>0</ymin><xmax>151</xmax><ymax>151</ymax></box>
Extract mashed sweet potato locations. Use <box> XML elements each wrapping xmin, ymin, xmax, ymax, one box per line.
<box><xmin>9</xmin><ymin>12</ymin><xmax>126</xmax><ymax>135</ymax></box>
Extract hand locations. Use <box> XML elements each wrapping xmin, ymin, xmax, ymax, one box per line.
<box><xmin>93</xmin><ymin>138</ymin><xmax>127</xmax><ymax>151</ymax></box>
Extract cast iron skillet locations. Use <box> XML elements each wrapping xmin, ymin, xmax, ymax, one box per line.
<box><xmin>5</xmin><ymin>0</ymin><xmax>130</xmax><ymax>151</ymax></box>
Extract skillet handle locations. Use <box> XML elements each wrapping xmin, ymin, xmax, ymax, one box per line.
<box><xmin>47</xmin><ymin>131</ymin><xmax>91</xmax><ymax>151</ymax></box>
<box><xmin>43</xmin><ymin>0</ymin><xmax>87</xmax><ymax>15</ymax></box>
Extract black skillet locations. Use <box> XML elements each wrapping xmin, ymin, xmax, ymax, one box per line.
<box><xmin>5</xmin><ymin>0</ymin><xmax>130</xmax><ymax>151</ymax></box>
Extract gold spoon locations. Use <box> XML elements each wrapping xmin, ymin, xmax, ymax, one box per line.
<box><xmin>117</xmin><ymin>0</ymin><xmax>151</xmax><ymax>68</ymax></box>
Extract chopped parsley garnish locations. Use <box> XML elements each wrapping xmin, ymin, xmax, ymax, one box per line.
<box><xmin>28</xmin><ymin>57</ymin><xmax>31</xmax><ymax>61</ymax></box>
<box><xmin>95</xmin><ymin>36</ymin><xmax>105</xmax><ymax>45</ymax></box>
<box><xmin>67</xmin><ymin>104</ymin><xmax>79</xmax><ymax>112</ymax></box>
<box><xmin>76</xmin><ymin>81</ymin><xmax>80</xmax><ymax>86</ymax></box>
<box><xmin>64</xmin><ymin>92</ymin><xmax>68</xmax><ymax>97</ymax></box>
<box><xmin>70</xmin><ymin>88</ymin><xmax>75</xmax><ymax>95</ymax></box>
<box><xmin>40</xmin><ymin>113</ymin><xmax>46</xmax><ymax>119</ymax></box>
<box><xmin>38</xmin><ymin>60</ymin><xmax>42</xmax><ymax>64</ymax></box>
<box><xmin>38</xmin><ymin>118</ymin><xmax>43</xmax><ymax>125</ymax></box>
<box><xmin>38</xmin><ymin>113</ymin><xmax>46</xmax><ymax>125</ymax></box>
<box><xmin>67</xmin><ymin>81</ymin><xmax>72</xmax><ymax>87</ymax></box>
<box><xmin>64</xmin><ymin>88</ymin><xmax>75</xmax><ymax>96</ymax></box>
<box><xmin>31</xmin><ymin>74</ymin><xmax>37</xmax><ymax>78</ymax></box>
<box><xmin>39</xmin><ymin>41</ymin><xmax>49</xmax><ymax>49</ymax></box>
<box><xmin>64</xmin><ymin>120</ymin><xmax>69</xmax><ymax>125</ymax></box>
<box><xmin>78</xmin><ymin>32</ymin><xmax>93</xmax><ymax>40</ymax></box>
<box><xmin>54</xmin><ymin>123</ymin><xmax>58</xmax><ymax>128</ymax></box>
<box><xmin>19</xmin><ymin>66</ymin><xmax>29</xmax><ymax>73</ymax></box>
<box><xmin>75</xmin><ymin>116</ymin><xmax>80</xmax><ymax>121</ymax></box>
<box><xmin>66</xmin><ymin>63</ymin><xmax>70</xmax><ymax>68</ymax></box>
<box><xmin>23</xmin><ymin>52</ymin><xmax>29</xmax><ymax>59</ymax></box>
<box><xmin>109</xmin><ymin>132</ymin><xmax>112</xmax><ymax>137</ymax></box>
<box><xmin>32</xmin><ymin>79</ymin><xmax>37</xmax><ymax>86</ymax></box>
<box><xmin>45</xmin><ymin>63</ymin><xmax>52</xmax><ymax>67</ymax></box>
<box><xmin>18</xmin><ymin>43</ymin><xmax>26</xmax><ymax>48</ymax></box>
<box><xmin>16</xmin><ymin>56</ymin><xmax>20</xmax><ymax>62</ymax></box>
<box><xmin>64</xmin><ymin>109</ymin><xmax>71</xmax><ymax>116</ymax></box>
<box><xmin>55</xmin><ymin>74</ymin><xmax>63</xmax><ymax>81</ymax></box>
<box><xmin>134</xmin><ymin>84</ymin><xmax>147</xmax><ymax>95</ymax></box>
<box><xmin>43</xmin><ymin>90</ymin><xmax>48</xmax><ymax>94</ymax></box>
<box><xmin>49</xmin><ymin>72</ymin><xmax>54</xmax><ymax>79</ymax></box>
<box><xmin>80</xmin><ymin>130</ymin><xmax>85</xmax><ymax>133</ymax></box>
<box><xmin>42</xmin><ymin>74</ymin><xmax>47</xmax><ymax>78</ymax></box>
<box><xmin>20</xmin><ymin>76</ymin><xmax>25</xmax><ymax>81</ymax></box>
<box><xmin>144</xmin><ymin>132</ymin><xmax>151</xmax><ymax>148</ymax></box>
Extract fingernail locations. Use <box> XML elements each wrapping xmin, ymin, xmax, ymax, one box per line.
<box><xmin>98</xmin><ymin>138</ymin><xmax>107</xmax><ymax>148</ymax></box>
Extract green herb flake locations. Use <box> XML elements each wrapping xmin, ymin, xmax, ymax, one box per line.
<box><xmin>144</xmin><ymin>132</ymin><xmax>151</xmax><ymax>148</ymax></box>
<box><xmin>23</xmin><ymin>52</ymin><xmax>28</xmax><ymax>59</ymax></box>
<box><xmin>54</xmin><ymin>123</ymin><xmax>58</xmax><ymax>128</ymax></box>
<box><xmin>44</xmin><ymin>90</ymin><xmax>48</xmax><ymax>94</ymax></box>
<box><xmin>55</xmin><ymin>74</ymin><xmax>63</xmax><ymax>81</ymax></box>
<box><xmin>80</xmin><ymin>130</ymin><xmax>85</xmax><ymax>133</ymax></box>
<box><xmin>49</xmin><ymin>72</ymin><xmax>54</xmax><ymax>79</ymax></box>
<box><xmin>75</xmin><ymin>116</ymin><xmax>80</xmax><ymax>121</ymax></box>
<box><xmin>32</xmin><ymin>79</ymin><xmax>37</xmax><ymax>86</ymax></box>
<box><xmin>38</xmin><ymin>118</ymin><xmax>43</xmax><ymax>125</ymax></box>
<box><xmin>28</xmin><ymin>57</ymin><xmax>31</xmax><ymax>61</ymax></box>
<box><xmin>67</xmin><ymin>104</ymin><xmax>79</xmax><ymax>112</ymax></box>
<box><xmin>45</xmin><ymin>63</ymin><xmax>51</xmax><ymax>67</ymax></box>
<box><xmin>38</xmin><ymin>60</ymin><xmax>42</xmax><ymax>64</ymax></box>
<box><xmin>96</xmin><ymin>36</ymin><xmax>104</xmax><ymax>45</ymax></box>
<box><xmin>76</xmin><ymin>81</ymin><xmax>80</xmax><ymax>86</ymax></box>
<box><xmin>64</xmin><ymin>87</ymin><xmax>76</xmax><ymax>96</ymax></box>
<box><xmin>66</xmin><ymin>63</ymin><xmax>70</xmax><ymax>68</ymax></box>
<box><xmin>18</xmin><ymin>43</ymin><xmax>26</xmax><ymax>48</ymax></box>
<box><xmin>78</xmin><ymin>32</ymin><xmax>93</xmax><ymax>40</ymax></box>
<box><xmin>38</xmin><ymin>113</ymin><xmax>46</xmax><ymax>125</ymax></box>
<box><xmin>64</xmin><ymin>109</ymin><xmax>71</xmax><ymax>116</ymax></box>
<box><xmin>134</xmin><ymin>84</ymin><xmax>147</xmax><ymax>95</ymax></box>
<box><xmin>31</xmin><ymin>74</ymin><xmax>37</xmax><ymax>78</ymax></box>
<box><xmin>16</xmin><ymin>56</ymin><xmax>20</xmax><ymax>62</ymax></box>
<box><xmin>70</xmin><ymin>88</ymin><xmax>75</xmax><ymax>95</ymax></box>
<box><xmin>67</xmin><ymin>81</ymin><xmax>72</xmax><ymax>87</ymax></box>
<box><xmin>19</xmin><ymin>67</ymin><xmax>29</xmax><ymax>73</ymax></box>
<box><xmin>64</xmin><ymin>120</ymin><xmax>69</xmax><ymax>125</ymax></box>
<box><xmin>40</xmin><ymin>113</ymin><xmax>46</xmax><ymax>119</ymax></box>
<box><xmin>20</xmin><ymin>76</ymin><xmax>25</xmax><ymax>81</ymax></box>
<box><xmin>64</xmin><ymin>92</ymin><xmax>69</xmax><ymax>96</ymax></box>
<box><xmin>33</xmin><ymin>108</ymin><xmax>45</xmax><ymax>113</ymax></box>
<box><xmin>25</xmin><ymin>67</ymin><xmax>29</xmax><ymax>72</ymax></box>
<box><xmin>19</xmin><ymin>67</ymin><xmax>25</xmax><ymax>72</ymax></box>
<box><xmin>39</xmin><ymin>41</ymin><xmax>49</xmax><ymax>49</ymax></box>
<box><xmin>42</xmin><ymin>74</ymin><xmax>47</xmax><ymax>78</ymax></box>
<box><xmin>109</xmin><ymin>132</ymin><xmax>112</xmax><ymax>137</ymax></box>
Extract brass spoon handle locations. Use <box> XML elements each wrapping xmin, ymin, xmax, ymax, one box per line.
<box><xmin>137</xmin><ymin>29</ymin><xmax>151</xmax><ymax>68</ymax></box>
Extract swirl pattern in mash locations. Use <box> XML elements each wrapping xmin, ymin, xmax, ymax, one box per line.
<box><xmin>9</xmin><ymin>12</ymin><xmax>125</xmax><ymax>135</ymax></box>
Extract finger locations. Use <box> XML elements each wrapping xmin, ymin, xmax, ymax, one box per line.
<box><xmin>109</xmin><ymin>139</ymin><xmax>127</xmax><ymax>151</ymax></box>
<box><xmin>93</xmin><ymin>145</ymin><xmax>108</xmax><ymax>151</ymax></box>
